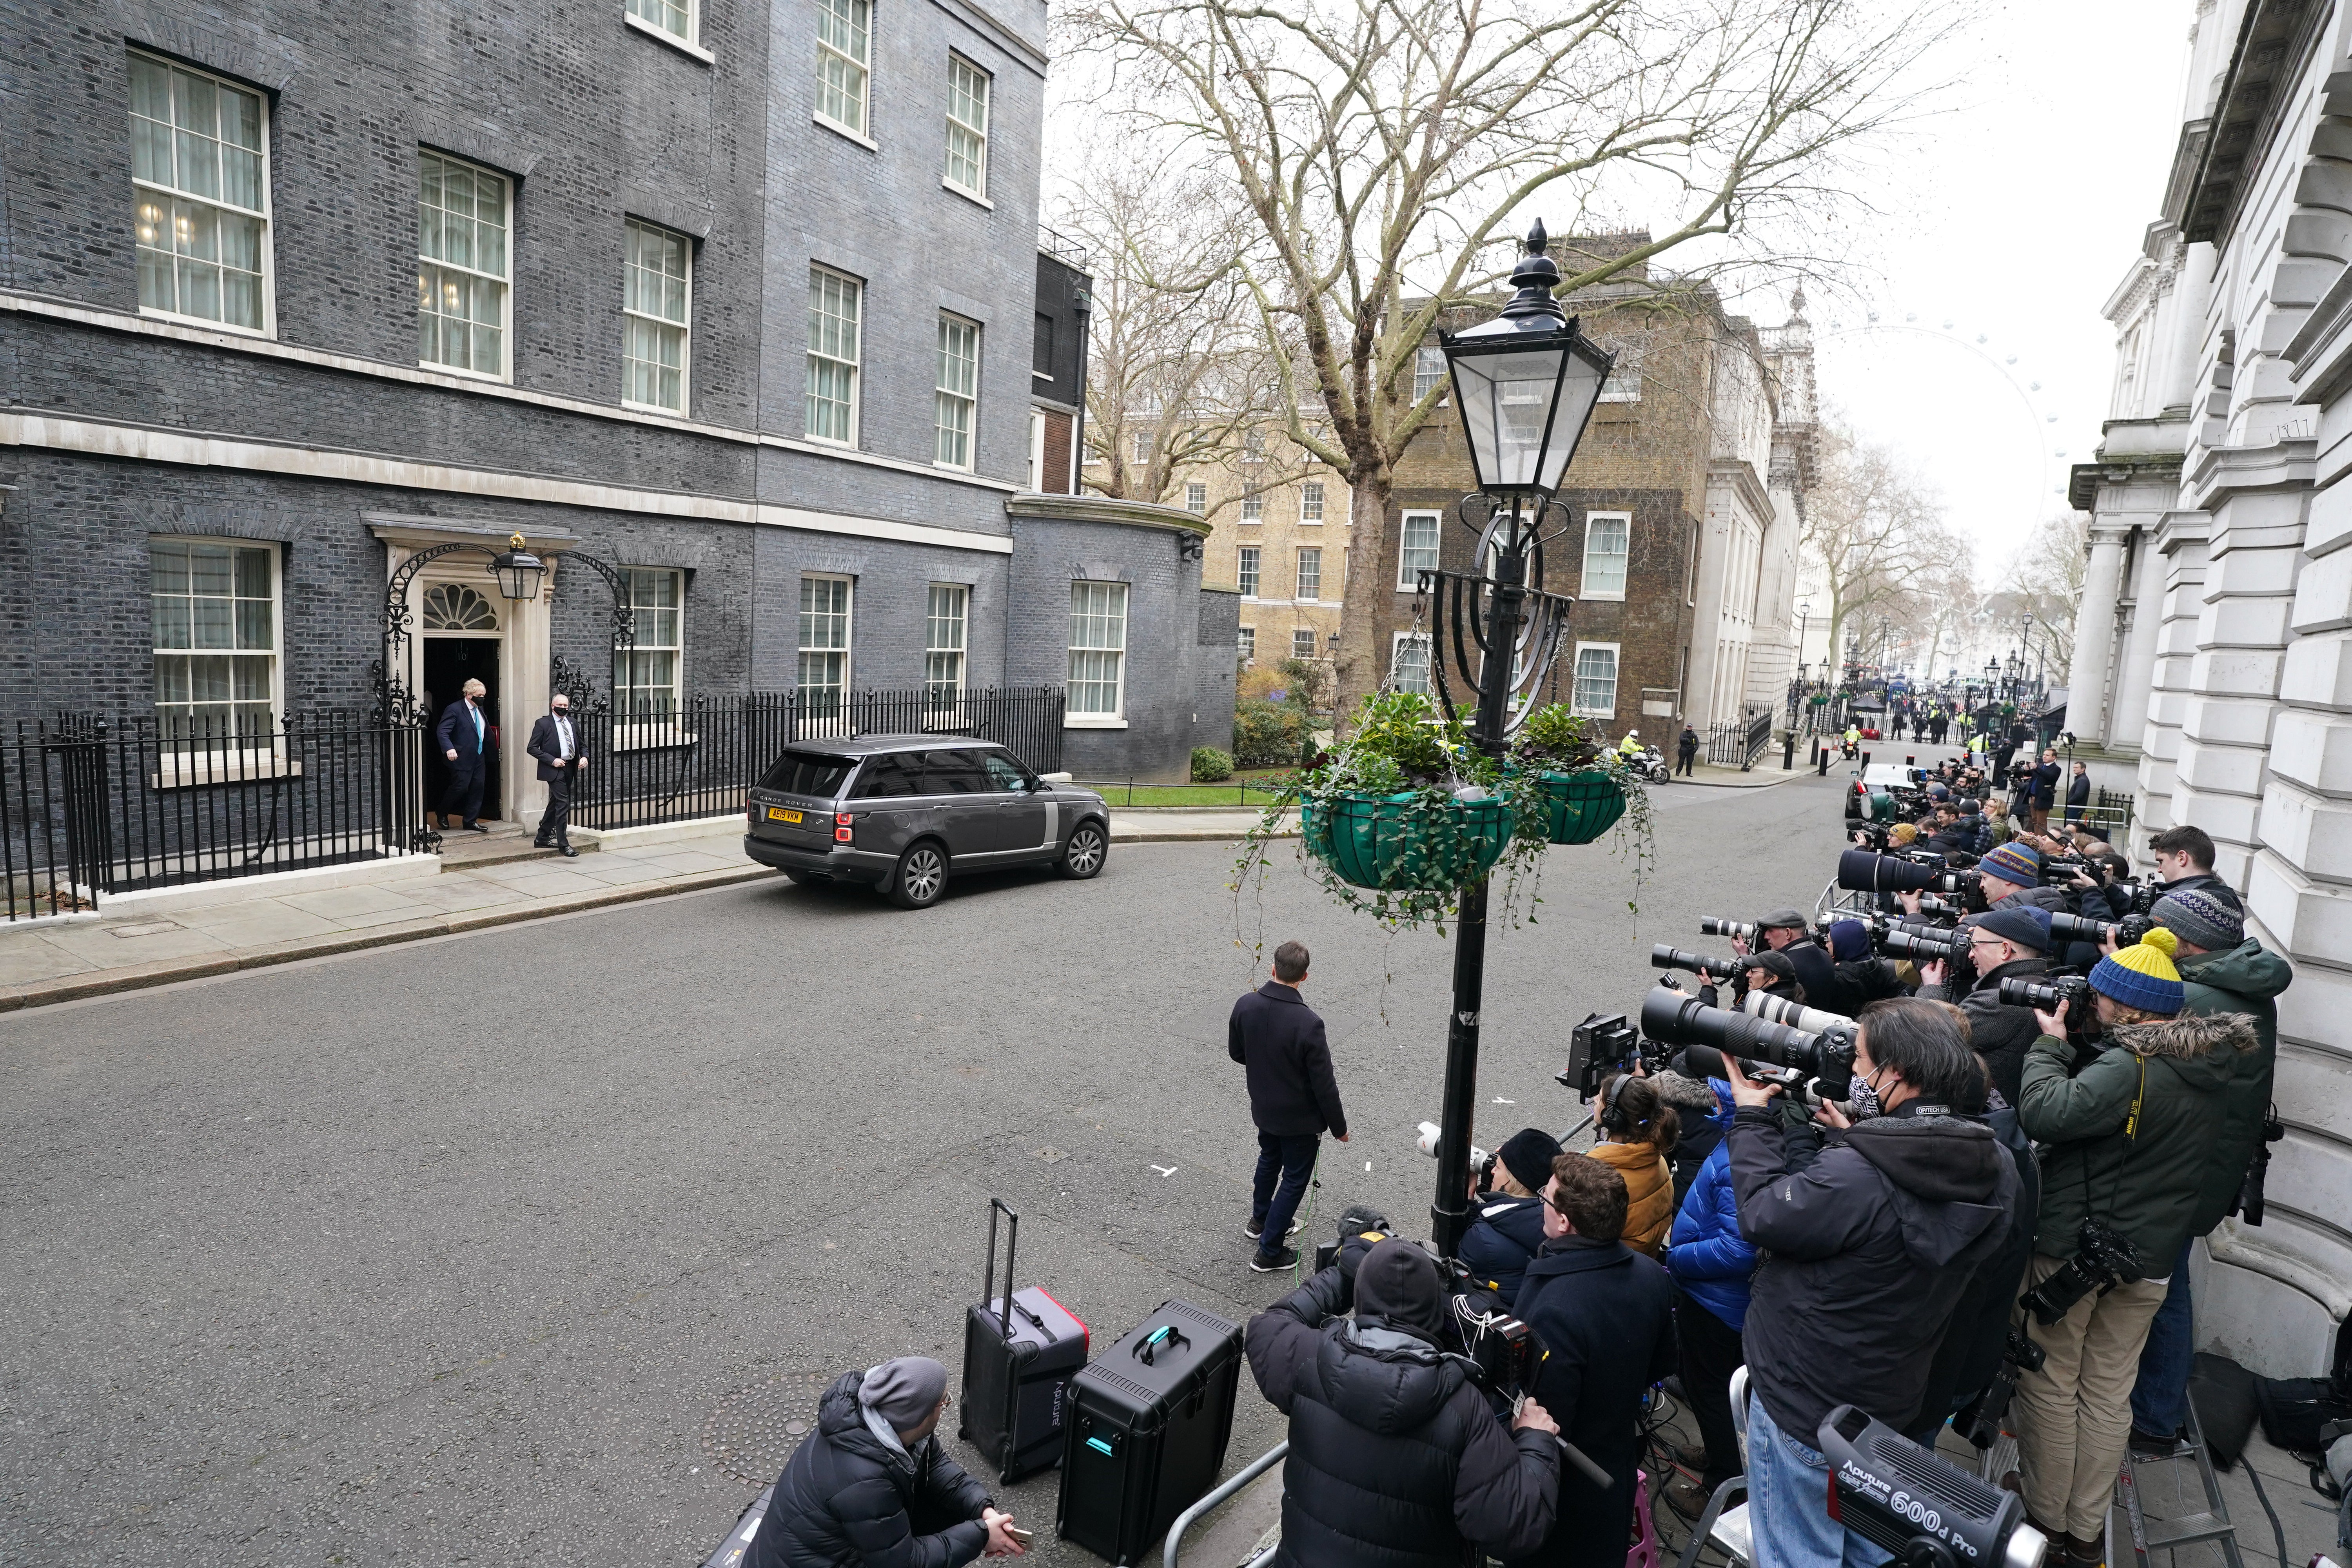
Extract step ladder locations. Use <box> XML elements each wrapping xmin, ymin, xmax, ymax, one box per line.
<box><xmin>2108</xmin><ymin>1403</ymin><xmax>2245</xmax><ymax>1568</ymax></box>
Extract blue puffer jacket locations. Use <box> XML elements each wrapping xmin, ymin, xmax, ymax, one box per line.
<box><xmin>1456</xmin><ymin>1192</ymin><xmax>1548</xmax><ymax>1310</ymax></box>
<box><xmin>1659</xmin><ymin>1085</ymin><xmax>1756</xmax><ymax>1331</ymax></box>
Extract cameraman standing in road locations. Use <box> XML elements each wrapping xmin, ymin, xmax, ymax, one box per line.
<box><xmin>2011</xmin><ymin>930</ymin><xmax>2239</xmax><ymax>1565</ymax></box>
<box><xmin>1245</xmin><ymin>1234</ymin><xmax>1561</xmax><ymax>1568</ymax></box>
<box><xmin>1230</xmin><ymin>940</ymin><xmax>1348</xmax><ymax>1273</ymax></box>
<box><xmin>1725</xmin><ymin>998</ymin><xmax>2018</xmax><ymax>1568</ymax></box>
<box><xmin>1916</xmin><ymin>906</ymin><xmax>2054</xmax><ymax>1109</ymax></box>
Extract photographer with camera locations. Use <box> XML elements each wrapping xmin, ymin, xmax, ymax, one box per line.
<box><xmin>1245</xmin><ymin>1234</ymin><xmax>1562</xmax><ymax>1568</ymax></box>
<box><xmin>1725</xmin><ymin>998</ymin><xmax>2020</xmax><ymax>1568</ymax></box>
<box><xmin>1510</xmin><ymin>1154</ymin><xmax>1678</xmax><ymax>1568</ymax></box>
<box><xmin>2011</xmin><ymin>929</ymin><xmax>2240</xmax><ymax>1564</ymax></box>
<box><xmin>2147</xmin><ymin>824</ymin><xmax>2242</xmax><ymax>908</ymax></box>
<box><xmin>1917</xmin><ymin>905</ymin><xmax>2054</xmax><ymax>1109</ymax></box>
<box><xmin>1457</xmin><ymin>1129</ymin><xmax>1565</xmax><ymax>1309</ymax></box>
<box><xmin>2125</xmin><ymin>890</ymin><xmax>2293</xmax><ymax>1455</ymax></box>
<box><xmin>1824</xmin><ymin>919</ymin><xmax>1907</xmax><ymax>1016</ymax></box>
<box><xmin>1731</xmin><ymin>908</ymin><xmax>1838</xmax><ymax>1006</ymax></box>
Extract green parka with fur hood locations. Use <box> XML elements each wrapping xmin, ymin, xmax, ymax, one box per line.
<box><xmin>2017</xmin><ymin>1012</ymin><xmax>2252</xmax><ymax>1280</ymax></box>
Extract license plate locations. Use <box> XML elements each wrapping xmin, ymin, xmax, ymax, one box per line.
<box><xmin>768</xmin><ymin>807</ymin><xmax>802</xmax><ymax>823</ymax></box>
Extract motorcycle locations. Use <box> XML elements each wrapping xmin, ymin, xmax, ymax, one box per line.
<box><xmin>1630</xmin><ymin>744</ymin><xmax>1672</xmax><ymax>784</ymax></box>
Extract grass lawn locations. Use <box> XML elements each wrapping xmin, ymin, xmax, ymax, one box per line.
<box><xmin>1070</xmin><ymin>770</ymin><xmax>1295</xmax><ymax>808</ymax></box>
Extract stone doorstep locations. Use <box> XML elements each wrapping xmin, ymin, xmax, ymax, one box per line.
<box><xmin>0</xmin><ymin>865</ymin><xmax>775</xmax><ymax>1013</ymax></box>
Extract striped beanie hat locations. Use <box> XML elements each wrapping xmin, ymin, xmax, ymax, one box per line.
<box><xmin>2090</xmin><ymin>926</ymin><xmax>2184</xmax><ymax>1016</ymax></box>
<box><xmin>2152</xmin><ymin>887</ymin><xmax>2243</xmax><ymax>953</ymax></box>
<box><xmin>1978</xmin><ymin>842</ymin><xmax>2042</xmax><ymax>887</ymax></box>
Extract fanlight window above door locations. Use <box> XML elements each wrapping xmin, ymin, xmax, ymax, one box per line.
<box><xmin>423</xmin><ymin>584</ymin><xmax>499</xmax><ymax>632</ymax></box>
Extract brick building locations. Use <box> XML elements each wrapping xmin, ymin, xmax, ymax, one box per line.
<box><xmin>1341</xmin><ymin>261</ymin><xmax>1814</xmax><ymax>742</ymax></box>
<box><xmin>0</xmin><ymin>0</ymin><xmax>1232</xmax><ymax>847</ymax></box>
<box><xmin>1150</xmin><ymin>426</ymin><xmax>1346</xmax><ymax>674</ymax></box>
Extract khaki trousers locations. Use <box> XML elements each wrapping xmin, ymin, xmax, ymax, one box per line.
<box><xmin>2011</xmin><ymin>1252</ymin><xmax>2170</xmax><ymax>1540</ymax></box>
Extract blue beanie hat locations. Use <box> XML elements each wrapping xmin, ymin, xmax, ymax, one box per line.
<box><xmin>2090</xmin><ymin>927</ymin><xmax>2185</xmax><ymax>1016</ymax></box>
<box><xmin>1828</xmin><ymin>919</ymin><xmax>1870</xmax><ymax>962</ymax></box>
<box><xmin>1978</xmin><ymin>842</ymin><xmax>2042</xmax><ymax>887</ymax></box>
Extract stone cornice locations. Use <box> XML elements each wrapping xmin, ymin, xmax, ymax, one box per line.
<box><xmin>1005</xmin><ymin>492</ymin><xmax>1212</xmax><ymax>537</ymax></box>
<box><xmin>2186</xmin><ymin>435</ymin><xmax>2318</xmax><ymax>506</ymax></box>
<box><xmin>1707</xmin><ymin>458</ymin><xmax>1775</xmax><ymax>523</ymax></box>
<box><xmin>2069</xmin><ymin>452</ymin><xmax>2186</xmax><ymax>511</ymax></box>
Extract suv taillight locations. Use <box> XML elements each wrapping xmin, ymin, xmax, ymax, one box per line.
<box><xmin>835</xmin><ymin>811</ymin><xmax>854</xmax><ymax>844</ymax></box>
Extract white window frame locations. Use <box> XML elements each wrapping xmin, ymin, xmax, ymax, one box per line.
<box><xmin>798</xmin><ymin>573</ymin><xmax>854</xmax><ymax>722</ymax></box>
<box><xmin>925</xmin><ymin>583</ymin><xmax>969</xmax><ymax>708</ymax></box>
<box><xmin>1390</xmin><ymin>631</ymin><xmax>1433</xmax><ymax>697</ymax></box>
<box><xmin>1572</xmin><ymin>641</ymin><xmax>1621</xmax><ymax>719</ymax></box>
<box><xmin>1580</xmin><ymin>510</ymin><xmax>1631</xmax><ymax>602</ymax></box>
<box><xmin>1240</xmin><ymin>491</ymin><xmax>1263</xmax><ymax>522</ymax></box>
<box><xmin>130</xmin><ymin>52</ymin><xmax>274</xmax><ymax>338</ymax></box>
<box><xmin>613</xmin><ymin>567</ymin><xmax>684</xmax><ymax>730</ymax></box>
<box><xmin>417</xmin><ymin>149</ymin><xmax>512</xmax><ymax>382</ymax></box>
<box><xmin>1299</xmin><ymin>481</ymin><xmax>1325</xmax><ymax>523</ymax></box>
<box><xmin>1132</xmin><ymin>429</ymin><xmax>1153</xmax><ymax>463</ymax></box>
<box><xmin>1292</xmin><ymin>628</ymin><xmax>1319</xmax><ymax>661</ymax></box>
<box><xmin>806</xmin><ymin>265</ymin><xmax>862</xmax><ymax>445</ymax></box>
<box><xmin>622</xmin><ymin>218</ymin><xmax>693</xmax><ymax>414</ymax></box>
<box><xmin>1412</xmin><ymin>346</ymin><xmax>1447</xmax><ymax>404</ymax></box>
<box><xmin>1237</xmin><ymin>544</ymin><xmax>1261</xmax><ymax>599</ymax></box>
<box><xmin>1296</xmin><ymin>546</ymin><xmax>1321</xmax><ymax>602</ymax></box>
<box><xmin>625</xmin><ymin>0</ymin><xmax>699</xmax><ymax>49</ymax></box>
<box><xmin>1185</xmin><ymin>481</ymin><xmax>1207</xmax><ymax>514</ymax></box>
<box><xmin>151</xmin><ymin>536</ymin><xmax>283</xmax><ymax>750</ymax></box>
<box><xmin>815</xmin><ymin>0</ymin><xmax>872</xmax><ymax>140</ymax></box>
<box><xmin>1397</xmin><ymin>510</ymin><xmax>1441</xmax><ymax>590</ymax></box>
<box><xmin>935</xmin><ymin>312</ymin><xmax>980</xmax><ymax>470</ymax></box>
<box><xmin>1067</xmin><ymin>580</ymin><xmax>1129</xmax><ymax>726</ymax></box>
<box><xmin>944</xmin><ymin>54</ymin><xmax>991</xmax><ymax>201</ymax></box>
<box><xmin>1238</xmin><ymin>625</ymin><xmax>1256</xmax><ymax>667</ymax></box>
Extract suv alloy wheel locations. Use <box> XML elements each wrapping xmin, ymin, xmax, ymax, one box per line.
<box><xmin>1056</xmin><ymin>822</ymin><xmax>1107</xmax><ymax>880</ymax></box>
<box><xmin>887</xmin><ymin>841</ymin><xmax>949</xmax><ymax>909</ymax></box>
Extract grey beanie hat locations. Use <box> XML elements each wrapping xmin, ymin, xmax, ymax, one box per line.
<box><xmin>2152</xmin><ymin>888</ymin><xmax>2244</xmax><ymax>953</ymax></box>
<box><xmin>860</xmin><ymin>1355</ymin><xmax>949</xmax><ymax>1431</ymax></box>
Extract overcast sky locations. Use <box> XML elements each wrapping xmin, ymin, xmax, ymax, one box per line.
<box><xmin>1800</xmin><ymin>0</ymin><xmax>2193</xmax><ymax>589</ymax></box>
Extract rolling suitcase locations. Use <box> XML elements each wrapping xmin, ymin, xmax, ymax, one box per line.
<box><xmin>1055</xmin><ymin>1298</ymin><xmax>1243</xmax><ymax>1565</ymax></box>
<box><xmin>959</xmin><ymin>1198</ymin><xmax>1090</xmax><ymax>1483</ymax></box>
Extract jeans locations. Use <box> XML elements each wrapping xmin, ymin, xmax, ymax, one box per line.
<box><xmin>2128</xmin><ymin>1241</ymin><xmax>2196</xmax><ymax>1437</ymax></box>
<box><xmin>1746</xmin><ymin>1392</ymin><xmax>1890</xmax><ymax>1568</ymax></box>
<box><xmin>1250</xmin><ymin>1132</ymin><xmax>1319</xmax><ymax>1256</ymax></box>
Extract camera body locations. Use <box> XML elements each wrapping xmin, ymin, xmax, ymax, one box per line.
<box><xmin>1562</xmin><ymin>1011</ymin><xmax>1644</xmax><ymax>1099</ymax></box>
<box><xmin>1308</xmin><ymin>1215</ymin><xmax>1543</xmax><ymax>1404</ymax></box>
<box><xmin>1994</xmin><ymin>974</ymin><xmax>2093</xmax><ymax>1014</ymax></box>
<box><xmin>2019</xmin><ymin>1217</ymin><xmax>2141</xmax><ymax>1325</ymax></box>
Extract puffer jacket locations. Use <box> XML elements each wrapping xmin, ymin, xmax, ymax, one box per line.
<box><xmin>1655</xmin><ymin>1067</ymin><xmax>1727</xmax><ymax>1205</ymax></box>
<box><xmin>2018</xmin><ymin>1013</ymin><xmax>2246</xmax><ymax>1278</ymax></box>
<box><xmin>2180</xmin><ymin>940</ymin><xmax>2293</xmax><ymax>1234</ymax></box>
<box><xmin>1246</xmin><ymin>1268</ymin><xmax>1558</xmax><ymax>1568</ymax></box>
<box><xmin>1661</xmin><ymin>1090</ymin><xmax>1755</xmax><ymax>1331</ymax></box>
<box><xmin>750</xmin><ymin>1370</ymin><xmax>991</xmax><ymax>1568</ymax></box>
<box><xmin>1585</xmin><ymin>1138</ymin><xmax>1674</xmax><ymax>1255</ymax></box>
<box><xmin>1729</xmin><ymin>1102</ymin><xmax>2019</xmax><ymax>1440</ymax></box>
<box><xmin>1457</xmin><ymin>1191</ymin><xmax>1547</xmax><ymax>1308</ymax></box>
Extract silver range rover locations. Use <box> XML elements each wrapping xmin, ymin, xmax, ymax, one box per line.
<box><xmin>742</xmin><ymin>735</ymin><xmax>1112</xmax><ymax>908</ymax></box>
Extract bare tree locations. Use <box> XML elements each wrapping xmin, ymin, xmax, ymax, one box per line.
<box><xmin>1060</xmin><ymin>0</ymin><xmax>1963</xmax><ymax>698</ymax></box>
<box><xmin>1988</xmin><ymin>513</ymin><xmax>2088</xmax><ymax>677</ymax></box>
<box><xmin>1802</xmin><ymin>425</ymin><xmax>1956</xmax><ymax>670</ymax></box>
<box><xmin>1060</xmin><ymin>163</ymin><xmax>1308</xmax><ymax>519</ymax></box>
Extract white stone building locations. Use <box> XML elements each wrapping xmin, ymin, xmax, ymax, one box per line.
<box><xmin>2065</xmin><ymin>0</ymin><xmax>2350</xmax><ymax>1377</ymax></box>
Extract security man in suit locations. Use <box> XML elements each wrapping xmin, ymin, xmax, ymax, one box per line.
<box><xmin>527</xmin><ymin>692</ymin><xmax>587</xmax><ymax>857</ymax></box>
<box><xmin>1230</xmin><ymin>939</ymin><xmax>1348</xmax><ymax>1273</ymax></box>
<box><xmin>434</xmin><ymin>677</ymin><xmax>494</xmax><ymax>833</ymax></box>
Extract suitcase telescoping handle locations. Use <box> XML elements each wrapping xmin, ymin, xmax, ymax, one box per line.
<box><xmin>985</xmin><ymin>1198</ymin><xmax>1018</xmax><ymax>1339</ymax></box>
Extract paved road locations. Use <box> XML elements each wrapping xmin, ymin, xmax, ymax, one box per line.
<box><xmin>1</xmin><ymin>767</ymin><xmax>1858</xmax><ymax>1566</ymax></box>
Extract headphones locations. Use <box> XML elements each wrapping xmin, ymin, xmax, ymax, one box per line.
<box><xmin>1599</xmin><ymin>1080</ymin><xmax>1648</xmax><ymax>1136</ymax></box>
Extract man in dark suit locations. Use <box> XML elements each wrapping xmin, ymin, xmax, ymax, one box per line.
<box><xmin>526</xmin><ymin>692</ymin><xmax>587</xmax><ymax>857</ymax></box>
<box><xmin>434</xmin><ymin>677</ymin><xmax>494</xmax><ymax>833</ymax></box>
<box><xmin>1229</xmin><ymin>939</ymin><xmax>1348</xmax><ymax>1272</ymax></box>
<box><xmin>1508</xmin><ymin>1152</ymin><xmax>1676</xmax><ymax>1568</ymax></box>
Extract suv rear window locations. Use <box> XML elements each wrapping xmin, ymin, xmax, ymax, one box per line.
<box><xmin>760</xmin><ymin>751</ymin><xmax>853</xmax><ymax>798</ymax></box>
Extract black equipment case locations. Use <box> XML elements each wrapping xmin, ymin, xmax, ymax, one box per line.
<box><xmin>1055</xmin><ymin>1298</ymin><xmax>1243</xmax><ymax>1565</ymax></box>
<box><xmin>959</xmin><ymin>1198</ymin><xmax>1090</xmax><ymax>1483</ymax></box>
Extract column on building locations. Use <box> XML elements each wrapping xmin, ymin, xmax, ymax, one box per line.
<box><xmin>2067</xmin><ymin>525</ymin><xmax>2129</xmax><ymax>741</ymax></box>
<box><xmin>2132</xmin><ymin>522</ymin><xmax>2209</xmax><ymax>858</ymax></box>
<box><xmin>2106</xmin><ymin>526</ymin><xmax>2166</xmax><ymax>755</ymax></box>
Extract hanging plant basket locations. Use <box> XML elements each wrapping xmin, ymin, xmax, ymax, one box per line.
<box><xmin>1301</xmin><ymin>790</ymin><xmax>1512</xmax><ymax>891</ymax></box>
<box><xmin>1532</xmin><ymin>769</ymin><xmax>1627</xmax><ymax>845</ymax></box>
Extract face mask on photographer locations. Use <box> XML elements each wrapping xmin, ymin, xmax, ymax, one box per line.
<box><xmin>1847</xmin><ymin>1063</ymin><xmax>1887</xmax><ymax>1120</ymax></box>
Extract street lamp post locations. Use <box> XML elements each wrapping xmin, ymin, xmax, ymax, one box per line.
<box><xmin>1419</xmin><ymin>221</ymin><xmax>1614</xmax><ymax>1259</ymax></box>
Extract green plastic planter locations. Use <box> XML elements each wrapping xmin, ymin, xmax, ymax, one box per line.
<box><xmin>1533</xmin><ymin>769</ymin><xmax>1627</xmax><ymax>845</ymax></box>
<box><xmin>1301</xmin><ymin>791</ymin><xmax>1512</xmax><ymax>891</ymax></box>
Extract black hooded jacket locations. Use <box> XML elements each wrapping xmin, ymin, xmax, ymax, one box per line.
<box><xmin>750</xmin><ymin>1369</ymin><xmax>991</xmax><ymax>1568</ymax></box>
<box><xmin>1907</xmin><ymin>1105</ymin><xmax>2040</xmax><ymax>1440</ymax></box>
<box><xmin>1729</xmin><ymin>1100</ymin><xmax>2019</xmax><ymax>1439</ymax></box>
<box><xmin>1918</xmin><ymin>956</ymin><xmax>2050</xmax><ymax>1109</ymax></box>
<box><xmin>1246</xmin><ymin>1252</ymin><xmax>1557</xmax><ymax>1568</ymax></box>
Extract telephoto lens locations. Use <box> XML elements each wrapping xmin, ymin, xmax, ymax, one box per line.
<box><xmin>1638</xmin><ymin>985</ymin><xmax>1856</xmax><ymax>1100</ymax></box>
<box><xmin>1651</xmin><ymin>945</ymin><xmax>1733</xmax><ymax>980</ymax></box>
<box><xmin>1836</xmin><ymin>848</ymin><xmax>1942</xmax><ymax>895</ymax></box>
<box><xmin>1994</xmin><ymin>974</ymin><xmax>2094</xmax><ymax>1013</ymax></box>
<box><xmin>1877</xmin><ymin>926</ymin><xmax>1964</xmax><ymax>964</ymax></box>
<box><xmin>1740</xmin><ymin>990</ymin><xmax>1854</xmax><ymax>1036</ymax></box>
<box><xmin>2046</xmin><ymin>911</ymin><xmax>2116</xmax><ymax>946</ymax></box>
<box><xmin>1699</xmin><ymin>916</ymin><xmax>1758</xmax><ymax>942</ymax></box>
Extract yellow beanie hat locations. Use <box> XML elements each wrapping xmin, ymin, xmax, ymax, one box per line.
<box><xmin>2089</xmin><ymin>925</ymin><xmax>2184</xmax><ymax>1014</ymax></box>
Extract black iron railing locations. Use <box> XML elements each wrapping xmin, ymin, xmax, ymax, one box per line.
<box><xmin>1705</xmin><ymin>705</ymin><xmax>1775</xmax><ymax>768</ymax></box>
<box><xmin>3</xmin><ymin>711</ymin><xmax>428</xmax><ymax>920</ymax></box>
<box><xmin>568</xmin><ymin>686</ymin><xmax>1067</xmax><ymax>833</ymax></box>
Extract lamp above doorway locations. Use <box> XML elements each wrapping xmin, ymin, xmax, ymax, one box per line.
<box><xmin>489</xmin><ymin>532</ymin><xmax>546</xmax><ymax>602</ymax></box>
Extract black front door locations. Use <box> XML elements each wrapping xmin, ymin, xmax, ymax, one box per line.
<box><xmin>422</xmin><ymin>638</ymin><xmax>502</xmax><ymax>821</ymax></box>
